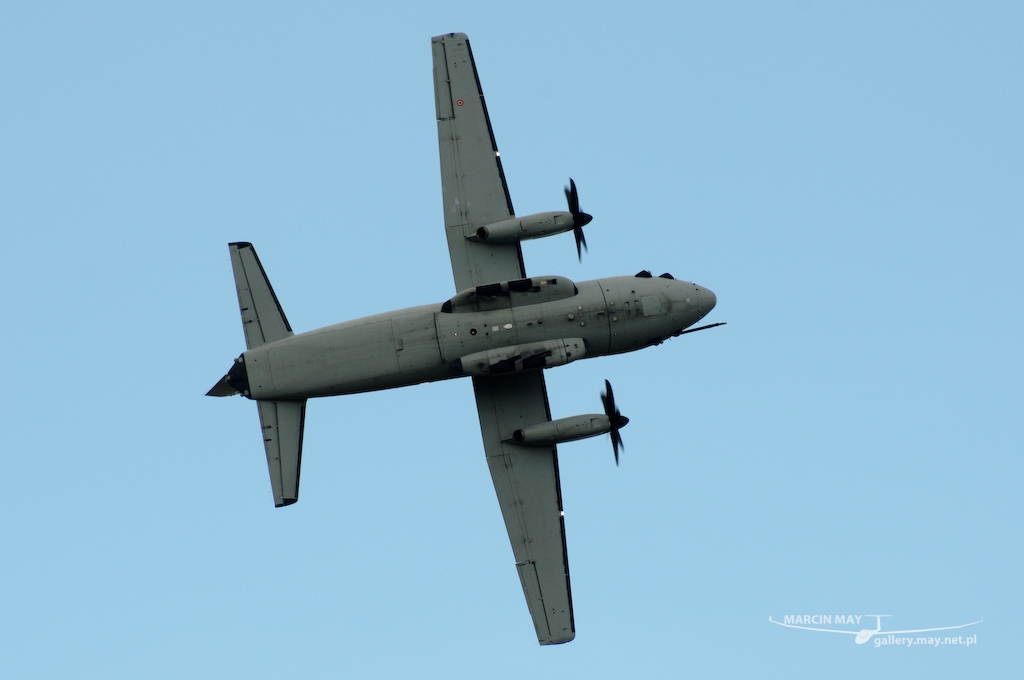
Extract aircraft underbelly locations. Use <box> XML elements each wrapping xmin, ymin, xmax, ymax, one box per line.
<box><xmin>391</xmin><ymin>310</ymin><xmax>446</xmax><ymax>379</ymax></box>
<box><xmin>249</xmin><ymin>308</ymin><xmax>452</xmax><ymax>398</ymax></box>
<box><xmin>602</xmin><ymin>278</ymin><xmax>673</xmax><ymax>354</ymax></box>
<box><xmin>434</xmin><ymin>283</ymin><xmax>613</xmax><ymax>364</ymax></box>
<box><xmin>435</xmin><ymin>308</ymin><xmax>519</xmax><ymax>363</ymax></box>
<box><xmin>248</xmin><ymin>275</ymin><xmax>699</xmax><ymax>400</ymax></box>
<box><xmin>266</xmin><ymin>320</ymin><xmax>400</xmax><ymax>396</ymax></box>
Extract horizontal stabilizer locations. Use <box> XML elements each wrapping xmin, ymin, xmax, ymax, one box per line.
<box><xmin>229</xmin><ymin>242</ymin><xmax>293</xmax><ymax>349</ymax></box>
<box><xmin>257</xmin><ymin>400</ymin><xmax>306</xmax><ymax>507</ymax></box>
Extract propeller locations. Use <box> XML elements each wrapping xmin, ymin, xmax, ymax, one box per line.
<box><xmin>564</xmin><ymin>178</ymin><xmax>593</xmax><ymax>261</ymax></box>
<box><xmin>600</xmin><ymin>379</ymin><xmax>630</xmax><ymax>465</ymax></box>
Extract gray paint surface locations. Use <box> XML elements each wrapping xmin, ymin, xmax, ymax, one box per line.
<box><xmin>229</xmin><ymin>242</ymin><xmax>293</xmax><ymax>350</ymax></box>
<box><xmin>472</xmin><ymin>373</ymin><xmax>573</xmax><ymax>644</ymax></box>
<box><xmin>226</xmin><ymin>242</ymin><xmax>307</xmax><ymax>509</ymax></box>
<box><xmin>240</xmin><ymin>276</ymin><xmax>713</xmax><ymax>401</ymax></box>
<box><xmin>432</xmin><ymin>33</ymin><xmax>524</xmax><ymax>291</ymax></box>
<box><xmin>256</xmin><ymin>400</ymin><xmax>305</xmax><ymax>508</ymax></box>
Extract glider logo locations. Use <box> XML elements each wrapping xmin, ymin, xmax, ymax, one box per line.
<box><xmin>769</xmin><ymin>614</ymin><xmax>982</xmax><ymax>646</ymax></box>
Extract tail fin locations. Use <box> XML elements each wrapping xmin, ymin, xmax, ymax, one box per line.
<box><xmin>229</xmin><ymin>242</ymin><xmax>293</xmax><ymax>349</ymax></box>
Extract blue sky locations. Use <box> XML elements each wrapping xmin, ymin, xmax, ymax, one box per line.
<box><xmin>2</xmin><ymin>2</ymin><xmax>1020</xmax><ymax>677</ymax></box>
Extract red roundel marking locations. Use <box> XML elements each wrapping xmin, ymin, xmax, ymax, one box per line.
<box><xmin>456</xmin><ymin>99</ymin><xmax>464</xmax><ymax>106</ymax></box>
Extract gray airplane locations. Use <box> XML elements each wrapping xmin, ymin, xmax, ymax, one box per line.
<box><xmin>208</xmin><ymin>32</ymin><xmax>721</xmax><ymax>645</ymax></box>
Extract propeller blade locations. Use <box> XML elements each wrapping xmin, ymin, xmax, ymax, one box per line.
<box><xmin>564</xmin><ymin>178</ymin><xmax>593</xmax><ymax>261</ymax></box>
<box><xmin>601</xmin><ymin>378</ymin><xmax>614</xmax><ymax>413</ymax></box>
<box><xmin>565</xmin><ymin>179</ymin><xmax>579</xmax><ymax>214</ymax></box>
<box><xmin>601</xmin><ymin>379</ymin><xmax>629</xmax><ymax>466</ymax></box>
<box><xmin>574</xmin><ymin>225</ymin><xmax>588</xmax><ymax>261</ymax></box>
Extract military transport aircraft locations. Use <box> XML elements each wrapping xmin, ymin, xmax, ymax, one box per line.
<box><xmin>208</xmin><ymin>32</ymin><xmax>721</xmax><ymax>645</ymax></box>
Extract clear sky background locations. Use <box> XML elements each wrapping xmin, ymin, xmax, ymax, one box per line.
<box><xmin>2</xmin><ymin>2</ymin><xmax>1021</xmax><ymax>678</ymax></box>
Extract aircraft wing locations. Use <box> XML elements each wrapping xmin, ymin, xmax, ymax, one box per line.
<box><xmin>432</xmin><ymin>32</ymin><xmax>525</xmax><ymax>292</ymax></box>
<box><xmin>432</xmin><ymin>33</ymin><xmax>573</xmax><ymax>644</ymax></box>
<box><xmin>473</xmin><ymin>372</ymin><xmax>574</xmax><ymax>645</ymax></box>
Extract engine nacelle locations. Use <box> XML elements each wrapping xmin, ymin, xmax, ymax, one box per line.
<box><xmin>509</xmin><ymin>414</ymin><xmax>612</xmax><ymax>446</ymax></box>
<box><xmin>453</xmin><ymin>338</ymin><xmax>586</xmax><ymax>376</ymax></box>
<box><xmin>470</xmin><ymin>211</ymin><xmax>576</xmax><ymax>244</ymax></box>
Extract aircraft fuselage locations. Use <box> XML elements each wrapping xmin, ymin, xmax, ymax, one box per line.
<box><xmin>238</xmin><ymin>274</ymin><xmax>716</xmax><ymax>401</ymax></box>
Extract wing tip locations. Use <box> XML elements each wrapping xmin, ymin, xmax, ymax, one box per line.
<box><xmin>539</xmin><ymin>631</ymin><xmax>575</xmax><ymax>645</ymax></box>
<box><xmin>433</xmin><ymin>32</ymin><xmax>468</xmax><ymax>42</ymax></box>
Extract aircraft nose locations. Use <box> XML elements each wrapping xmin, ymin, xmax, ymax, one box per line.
<box><xmin>698</xmin><ymin>285</ymin><xmax>717</xmax><ymax>316</ymax></box>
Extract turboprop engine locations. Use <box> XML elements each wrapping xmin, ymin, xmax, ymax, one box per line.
<box><xmin>470</xmin><ymin>211</ymin><xmax>577</xmax><ymax>244</ymax></box>
<box><xmin>468</xmin><ymin>178</ymin><xmax>594</xmax><ymax>260</ymax></box>
<box><xmin>453</xmin><ymin>338</ymin><xmax>586</xmax><ymax>376</ymax></box>
<box><xmin>511</xmin><ymin>414</ymin><xmax>613</xmax><ymax>446</ymax></box>
<box><xmin>508</xmin><ymin>380</ymin><xmax>631</xmax><ymax>465</ymax></box>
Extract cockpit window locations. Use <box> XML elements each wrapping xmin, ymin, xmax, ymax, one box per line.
<box><xmin>659</xmin><ymin>273</ymin><xmax>674</xmax><ymax>279</ymax></box>
<box><xmin>635</xmin><ymin>270</ymin><xmax>652</xmax><ymax>278</ymax></box>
